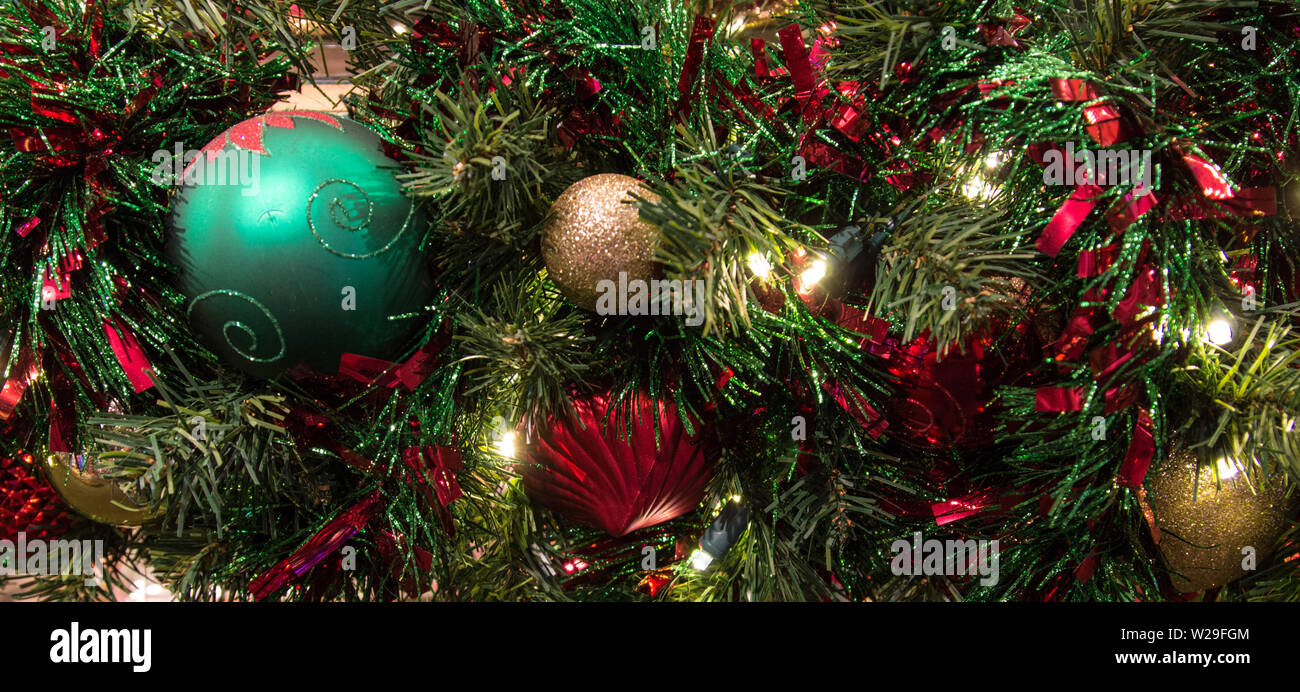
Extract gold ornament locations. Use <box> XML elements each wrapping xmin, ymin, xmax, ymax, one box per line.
<box><xmin>44</xmin><ymin>452</ymin><xmax>158</xmax><ymax>526</ymax></box>
<box><xmin>719</xmin><ymin>0</ymin><xmax>801</xmax><ymax>43</ymax></box>
<box><xmin>541</xmin><ymin>174</ymin><xmax>661</xmax><ymax>311</ymax></box>
<box><xmin>1147</xmin><ymin>448</ymin><xmax>1295</xmax><ymax>592</ymax></box>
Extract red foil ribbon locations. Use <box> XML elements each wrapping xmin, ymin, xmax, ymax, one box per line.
<box><xmin>931</xmin><ymin>490</ymin><xmax>995</xmax><ymax>526</ymax></box>
<box><xmin>1116</xmin><ymin>409</ymin><xmax>1154</xmax><ymax>491</ymax></box>
<box><xmin>10</xmin><ymin>125</ymin><xmax>88</xmax><ymax>164</ymax></box>
<box><xmin>977</xmin><ymin>17</ymin><xmax>1029</xmax><ymax>48</ymax></box>
<box><xmin>636</xmin><ymin>571</ymin><xmax>671</xmax><ymax>597</ymax></box>
<box><xmin>337</xmin><ymin>326</ymin><xmax>448</xmax><ymax>390</ymax></box>
<box><xmin>14</xmin><ymin>217</ymin><xmax>39</xmax><ymax>238</ymax></box>
<box><xmin>1103</xmin><ymin>385</ymin><xmax>1138</xmax><ymax>414</ymax></box>
<box><xmin>249</xmin><ymin>489</ymin><xmax>386</xmax><ymax>601</ymax></box>
<box><xmin>374</xmin><ymin>528</ymin><xmax>435</xmax><ymax>596</ymax></box>
<box><xmin>776</xmin><ymin>25</ymin><xmax>880</xmax><ymax>184</ymax></box>
<box><xmin>834</xmin><ymin>304</ymin><xmax>891</xmax><ymax>353</ymax></box>
<box><xmin>1117</xmin><ymin>409</ymin><xmax>1160</xmax><ymax>544</ymax></box>
<box><xmin>1111</xmin><ymin>267</ymin><xmax>1161</xmax><ymax>326</ymax></box>
<box><xmin>1081</xmin><ymin>102</ymin><xmax>1136</xmax><ymax>148</ymax></box>
<box><xmin>1048</xmin><ymin>78</ymin><xmax>1137</xmax><ymax>147</ymax></box>
<box><xmin>1088</xmin><ymin>342</ymin><xmax>1135</xmax><ymax>383</ymax></box>
<box><xmin>1077</xmin><ymin>244</ymin><xmax>1119</xmax><ymax>278</ymax></box>
<box><xmin>101</xmin><ymin>319</ymin><xmax>153</xmax><ymax>392</ymax></box>
<box><xmin>1034</xmin><ymin>386</ymin><xmax>1084</xmax><ymax>412</ymax></box>
<box><xmin>977</xmin><ymin>9</ymin><xmax>1031</xmax><ymax>48</ymax></box>
<box><xmin>1037</xmin><ymin>183</ymin><xmax>1103</xmax><ymax>257</ymax></box>
<box><xmin>1034</xmin><ymin>74</ymin><xmax>1151</xmax><ymax>256</ymax></box>
<box><xmin>1162</xmin><ymin>187</ymin><xmax>1276</xmax><ymax>220</ymax></box>
<box><xmin>42</xmin><ymin>251</ymin><xmax>84</xmax><ymax>305</ymax></box>
<box><xmin>41</xmin><ymin>268</ymin><xmax>73</xmax><ymax>303</ymax></box>
<box><xmin>674</xmin><ymin>15</ymin><xmax>716</xmax><ymax>121</ymax></box>
<box><xmin>796</xmin><ymin>291</ymin><xmax>891</xmax><ymax>438</ymax></box>
<box><xmin>1073</xmin><ymin>551</ymin><xmax>1101</xmax><ymax>583</ymax></box>
<box><xmin>265</xmin><ymin>408</ymin><xmax>462</xmax><ymax>597</ymax></box>
<box><xmin>1049</xmin><ymin>286</ymin><xmax>1107</xmax><ymax>363</ymax></box>
<box><xmin>778</xmin><ymin>24</ymin><xmax>819</xmax><ymax>97</ymax></box>
<box><xmin>410</xmin><ymin>17</ymin><xmax>495</xmax><ymax>72</ymax></box>
<box><xmin>1107</xmin><ymin>187</ymin><xmax>1159</xmax><ymax>234</ymax></box>
<box><xmin>401</xmin><ymin>445</ymin><xmax>464</xmax><ymax>508</ymax></box>
<box><xmin>1178</xmin><ymin>149</ymin><xmax>1233</xmax><ymax>200</ymax></box>
<box><xmin>0</xmin><ymin>345</ymin><xmax>37</xmax><ymax>421</ymax></box>
<box><xmin>821</xmin><ymin>378</ymin><xmax>889</xmax><ymax>439</ymax></box>
<box><xmin>337</xmin><ymin>352</ymin><xmax>414</xmax><ymax>389</ymax></box>
<box><xmin>47</xmin><ymin>364</ymin><xmax>77</xmax><ymax>453</ymax></box>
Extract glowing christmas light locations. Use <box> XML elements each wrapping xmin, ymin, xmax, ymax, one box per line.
<box><xmin>962</xmin><ymin>173</ymin><xmax>997</xmax><ymax>201</ymax></box>
<box><xmin>747</xmin><ymin>252</ymin><xmax>772</xmax><ymax>279</ymax></box>
<box><xmin>798</xmin><ymin>259</ymin><xmax>826</xmax><ymax>292</ymax></box>
<box><xmin>495</xmin><ymin>430</ymin><xmax>517</xmax><ymax>459</ymax></box>
<box><xmin>1206</xmin><ymin>318</ymin><xmax>1234</xmax><ymax>345</ymax></box>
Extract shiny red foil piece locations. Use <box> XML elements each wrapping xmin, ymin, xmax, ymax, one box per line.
<box><xmin>1036</xmin><ymin>183</ymin><xmax>1103</xmax><ymax>257</ymax></box>
<box><xmin>250</xmin><ymin>489</ymin><xmax>385</xmax><ymax>601</ymax></box>
<box><xmin>102</xmin><ymin>318</ymin><xmax>154</xmax><ymax>393</ymax></box>
<box><xmin>522</xmin><ymin>392</ymin><xmax>718</xmax><ymax>536</ymax></box>
<box><xmin>674</xmin><ymin>15</ymin><xmax>715</xmax><ymax>120</ymax></box>
<box><xmin>0</xmin><ymin>345</ymin><xmax>38</xmax><ymax>421</ymax></box>
<box><xmin>1116</xmin><ymin>409</ymin><xmax>1155</xmax><ymax>490</ymax></box>
<box><xmin>1035</xmin><ymin>386</ymin><xmax>1084</xmax><ymax>412</ymax></box>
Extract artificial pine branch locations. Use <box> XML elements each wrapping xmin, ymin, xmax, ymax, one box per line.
<box><xmin>454</xmin><ymin>274</ymin><xmax>596</xmax><ymax>434</ymax></box>
<box><xmin>1171</xmin><ymin>316</ymin><xmax>1300</xmax><ymax>480</ymax></box>
<box><xmin>400</xmin><ymin>71</ymin><xmax>577</xmax><ymax>229</ymax></box>
<box><xmin>638</xmin><ymin>123</ymin><xmax>812</xmax><ymax>337</ymax></box>
<box><xmin>869</xmin><ymin>194</ymin><xmax>1041</xmax><ymax>352</ymax></box>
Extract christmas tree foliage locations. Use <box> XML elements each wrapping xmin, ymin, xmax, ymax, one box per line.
<box><xmin>1</xmin><ymin>0</ymin><xmax>1299</xmax><ymax>602</ymax></box>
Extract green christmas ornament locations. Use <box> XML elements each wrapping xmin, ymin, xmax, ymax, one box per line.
<box><xmin>167</xmin><ymin>111</ymin><xmax>434</xmax><ymax>378</ymax></box>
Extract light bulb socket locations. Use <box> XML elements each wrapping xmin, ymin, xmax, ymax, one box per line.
<box><xmin>818</xmin><ymin>226</ymin><xmax>889</xmax><ymax>298</ymax></box>
<box><xmin>698</xmin><ymin>501</ymin><xmax>750</xmax><ymax>559</ymax></box>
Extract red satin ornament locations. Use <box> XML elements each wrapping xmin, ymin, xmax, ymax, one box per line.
<box><xmin>887</xmin><ymin>337</ymin><xmax>996</xmax><ymax>449</ymax></box>
<box><xmin>521</xmin><ymin>391</ymin><xmax>718</xmax><ymax>536</ymax></box>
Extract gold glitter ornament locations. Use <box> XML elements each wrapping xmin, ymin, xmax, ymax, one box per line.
<box><xmin>541</xmin><ymin>174</ymin><xmax>661</xmax><ymax>311</ymax></box>
<box><xmin>718</xmin><ymin>1</ymin><xmax>801</xmax><ymax>43</ymax></box>
<box><xmin>44</xmin><ymin>452</ymin><xmax>159</xmax><ymax>526</ymax></box>
<box><xmin>1147</xmin><ymin>448</ymin><xmax>1295</xmax><ymax>592</ymax></box>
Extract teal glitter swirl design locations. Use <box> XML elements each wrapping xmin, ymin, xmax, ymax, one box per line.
<box><xmin>306</xmin><ymin>178</ymin><xmax>413</xmax><ymax>259</ymax></box>
<box><xmin>328</xmin><ymin>183</ymin><xmax>373</xmax><ymax>230</ymax></box>
<box><xmin>187</xmin><ymin>289</ymin><xmax>287</xmax><ymax>364</ymax></box>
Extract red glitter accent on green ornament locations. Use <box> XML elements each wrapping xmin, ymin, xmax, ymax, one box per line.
<box><xmin>182</xmin><ymin>111</ymin><xmax>344</xmax><ymax>180</ymax></box>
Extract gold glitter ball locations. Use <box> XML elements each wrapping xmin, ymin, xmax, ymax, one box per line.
<box><xmin>541</xmin><ymin>174</ymin><xmax>660</xmax><ymax>311</ymax></box>
<box><xmin>1147</xmin><ymin>448</ymin><xmax>1295</xmax><ymax>593</ymax></box>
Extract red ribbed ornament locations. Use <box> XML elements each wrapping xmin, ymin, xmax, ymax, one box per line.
<box><xmin>521</xmin><ymin>391</ymin><xmax>718</xmax><ymax>536</ymax></box>
<box><xmin>0</xmin><ymin>452</ymin><xmax>75</xmax><ymax>542</ymax></box>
